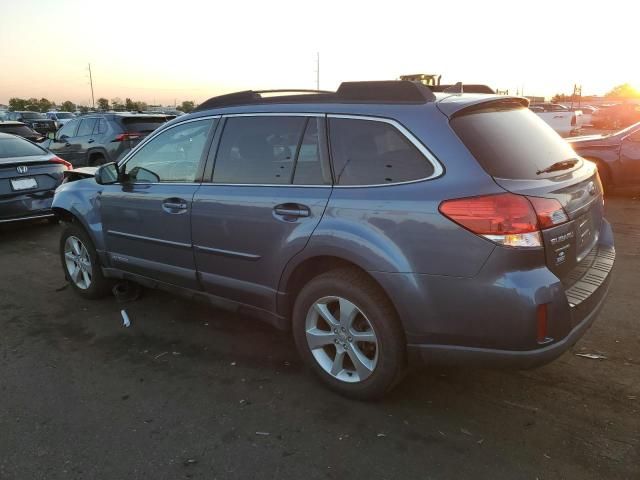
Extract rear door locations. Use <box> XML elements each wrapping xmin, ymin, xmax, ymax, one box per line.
<box><xmin>191</xmin><ymin>114</ymin><xmax>332</xmax><ymax>312</ymax></box>
<box><xmin>75</xmin><ymin>117</ymin><xmax>98</xmax><ymax>166</ymax></box>
<box><xmin>100</xmin><ymin>117</ymin><xmax>217</xmax><ymax>289</ymax></box>
<box><xmin>451</xmin><ymin>103</ymin><xmax>605</xmax><ymax>282</ymax></box>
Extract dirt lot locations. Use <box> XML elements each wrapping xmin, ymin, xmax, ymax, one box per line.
<box><xmin>1</xmin><ymin>196</ymin><xmax>639</xmax><ymax>480</ymax></box>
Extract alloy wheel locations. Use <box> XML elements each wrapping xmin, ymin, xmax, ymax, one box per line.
<box><xmin>64</xmin><ymin>236</ymin><xmax>92</xmax><ymax>290</ymax></box>
<box><xmin>305</xmin><ymin>296</ymin><xmax>379</xmax><ymax>383</ymax></box>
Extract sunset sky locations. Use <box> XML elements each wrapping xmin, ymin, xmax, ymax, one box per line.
<box><xmin>1</xmin><ymin>0</ymin><xmax>637</xmax><ymax>106</ymax></box>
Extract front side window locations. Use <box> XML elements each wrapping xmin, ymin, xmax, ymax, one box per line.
<box><xmin>123</xmin><ymin>118</ymin><xmax>215</xmax><ymax>183</ymax></box>
<box><xmin>329</xmin><ymin>117</ymin><xmax>434</xmax><ymax>185</ymax></box>
<box><xmin>213</xmin><ymin>116</ymin><xmax>308</xmax><ymax>184</ymax></box>
<box><xmin>58</xmin><ymin>119</ymin><xmax>79</xmax><ymax>138</ymax></box>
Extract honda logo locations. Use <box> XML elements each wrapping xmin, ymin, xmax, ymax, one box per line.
<box><xmin>16</xmin><ymin>165</ymin><xmax>28</xmax><ymax>174</ymax></box>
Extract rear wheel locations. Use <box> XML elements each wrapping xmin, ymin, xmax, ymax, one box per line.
<box><xmin>292</xmin><ymin>268</ymin><xmax>406</xmax><ymax>400</ymax></box>
<box><xmin>59</xmin><ymin>223</ymin><xmax>112</xmax><ymax>299</ymax></box>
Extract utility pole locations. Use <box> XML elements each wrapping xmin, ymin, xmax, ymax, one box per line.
<box><xmin>316</xmin><ymin>52</ymin><xmax>320</xmax><ymax>91</ymax></box>
<box><xmin>88</xmin><ymin>63</ymin><xmax>95</xmax><ymax>110</ymax></box>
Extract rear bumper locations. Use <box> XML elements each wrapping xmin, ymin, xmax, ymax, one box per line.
<box><xmin>407</xmin><ymin>270</ymin><xmax>611</xmax><ymax>369</ymax></box>
<box><xmin>372</xmin><ymin>219</ymin><xmax>615</xmax><ymax>369</ymax></box>
<box><xmin>0</xmin><ymin>190</ymin><xmax>55</xmax><ymax>222</ymax></box>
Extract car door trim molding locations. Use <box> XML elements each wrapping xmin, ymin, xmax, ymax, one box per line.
<box><xmin>327</xmin><ymin>114</ymin><xmax>444</xmax><ymax>188</ymax></box>
<box><xmin>107</xmin><ymin>229</ymin><xmax>192</xmax><ymax>249</ymax></box>
<box><xmin>194</xmin><ymin>244</ymin><xmax>262</xmax><ymax>260</ymax></box>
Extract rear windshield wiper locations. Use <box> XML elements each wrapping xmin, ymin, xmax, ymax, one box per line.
<box><xmin>536</xmin><ymin>158</ymin><xmax>579</xmax><ymax>175</ymax></box>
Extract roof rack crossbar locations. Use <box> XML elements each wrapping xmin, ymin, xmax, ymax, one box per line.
<box><xmin>193</xmin><ymin>81</ymin><xmax>437</xmax><ymax>112</ymax></box>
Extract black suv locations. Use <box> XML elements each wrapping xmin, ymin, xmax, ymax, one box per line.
<box><xmin>43</xmin><ymin>113</ymin><xmax>168</xmax><ymax>166</ymax></box>
<box><xmin>6</xmin><ymin>111</ymin><xmax>57</xmax><ymax>135</ymax></box>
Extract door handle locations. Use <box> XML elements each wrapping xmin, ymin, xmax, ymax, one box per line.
<box><xmin>273</xmin><ymin>203</ymin><xmax>310</xmax><ymax>219</ymax></box>
<box><xmin>162</xmin><ymin>198</ymin><xmax>188</xmax><ymax>213</ymax></box>
<box><xmin>88</xmin><ymin>139</ymin><xmax>95</xmax><ymax>143</ymax></box>
<box><xmin>64</xmin><ymin>142</ymin><xmax>71</xmax><ymax>147</ymax></box>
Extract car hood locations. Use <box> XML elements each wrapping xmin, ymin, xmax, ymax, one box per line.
<box><xmin>567</xmin><ymin>134</ymin><xmax>617</xmax><ymax>147</ymax></box>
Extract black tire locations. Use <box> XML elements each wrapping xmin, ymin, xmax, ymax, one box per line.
<box><xmin>292</xmin><ymin>268</ymin><xmax>406</xmax><ymax>400</ymax></box>
<box><xmin>59</xmin><ymin>222</ymin><xmax>112</xmax><ymax>299</ymax></box>
<box><xmin>595</xmin><ymin>160</ymin><xmax>612</xmax><ymax>193</ymax></box>
<box><xmin>88</xmin><ymin>153</ymin><xmax>106</xmax><ymax>166</ymax></box>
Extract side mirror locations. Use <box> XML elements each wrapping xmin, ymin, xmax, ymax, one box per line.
<box><xmin>94</xmin><ymin>162</ymin><xmax>120</xmax><ymax>185</ymax></box>
<box><xmin>47</xmin><ymin>131</ymin><xmax>56</xmax><ymax>141</ymax></box>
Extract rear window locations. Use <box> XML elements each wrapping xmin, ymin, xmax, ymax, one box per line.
<box><xmin>121</xmin><ymin>117</ymin><xmax>167</xmax><ymax>133</ymax></box>
<box><xmin>451</xmin><ymin>105</ymin><xmax>579</xmax><ymax>179</ymax></box>
<box><xmin>0</xmin><ymin>137</ymin><xmax>45</xmax><ymax>158</ymax></box>
<box><xmin>0</xmin><ymin>125</ymin><xmax>34</xmax><ymax>136</ymax></box>
<box><xmin>20</xmin><ymin>112</ymin><xmax>45</xmax><ymax>119</ymax></box>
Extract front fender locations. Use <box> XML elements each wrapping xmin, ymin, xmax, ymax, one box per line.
<box><xmin>52</xmin><ymin>178</ymin><xmax>106</xmax><ymax>253</ymax></box>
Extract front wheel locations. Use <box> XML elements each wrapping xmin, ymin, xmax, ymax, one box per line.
<box><xmin>59</xmin><ymin>223</ymin><xmax>112</xmax><ymax>299</ymax></box>
<box><xmin>292</xmin><ymin>268</ymin><xmax>406</xmax><ymax>400</ymax></box>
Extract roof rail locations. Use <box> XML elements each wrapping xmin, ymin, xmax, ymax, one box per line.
<box><xmin>429</xmin><ymin>84</ymin><xmax>495</xmax><ymax>94</ymax></box>
<box><xmin>193</xmin><ymin>80</ymin><xmax>436</xmax><ymax>112</ymax></box>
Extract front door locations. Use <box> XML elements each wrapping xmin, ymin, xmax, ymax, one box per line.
<box><xmin>191</xmin><ymin>115</ymin><xmax>332</xmax><ymax>312</ymax></box>
<box><xmin>619</xmin><ymin>130</ymin><xmax>640</xmax><ymax>185</ymax></box>
<box><xmin>101</xmin><ymin>117</ymin><xmax>217</xmax><ymax>289</ymax></box>
<box><xmin>48</xmin><ymin>118</ymin><xmax>81</xmax><ymax>165</ymax></box>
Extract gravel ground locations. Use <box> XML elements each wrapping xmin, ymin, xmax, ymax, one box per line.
<box><xmin>0</xmin><ymin>196</ymin><xmax>638</xmax><ymax>480</ymax></box>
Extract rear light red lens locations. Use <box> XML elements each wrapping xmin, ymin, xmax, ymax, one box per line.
<box><xmin>527</xmin><ymin>196</ymin><xmax>569</xmax><ymax>228</ymax></box>
<box><xmin>50</xmin><ymin>156</ymin><xmax>72</xmax><ymax>170</ymax></box>
<box><xmin>536</xmin><ymin>304</ymin><xmax>548</xmax><ymax>343</ymax></box>
<box><xmin>113</xmin><ymin>132</ymin><xmax>142</xmax><ymax>142</ymax></box>
<box><xmin>439</xmin><ymin>193</ymin><xmax>538</xmax><ymax>235</ymax></box>
<box><xmin>439</xmin><ymin>193</ymin><xmax>569</xmax><ymax>248</ymax></box>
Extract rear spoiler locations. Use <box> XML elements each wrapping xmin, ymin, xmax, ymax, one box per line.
<box><xmin>438</xmin><ymin>96</ymin><xmax>530</xmax><ymax>118</ymax></box>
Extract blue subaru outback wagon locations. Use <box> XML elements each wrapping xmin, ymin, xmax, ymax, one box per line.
<box><xmin>52</xmin><ymin>81</ymin><xmax>614</xmax><ymax>399</ymax></box>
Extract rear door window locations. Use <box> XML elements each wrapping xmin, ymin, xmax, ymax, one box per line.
<box><xmin>93</xmin><ymin>118</ymin><xmax>107</xmax><ymax>135</ymax></box>
<box><xmin>451</xmin><ymin>105</ymin><xmax>580</xmax><ymax>180</ymax></box>
<box><xmin>213</xmin><ymin>116</ymin><xmax>307</xmax><ymax>184</ymax></box>
<box><xmin>329</xmin><ymin>117</ymin><xmax>434</xmax><ymax>185</ymax></box>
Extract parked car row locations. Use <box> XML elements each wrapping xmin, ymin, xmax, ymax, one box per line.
<box><xmin>4</xmin><ymin>111</ymin><xmax>57</xmax><ymax>135</ymax></box>
<box><xmin>529</xmin><ymin>103</ymin><xmax>583</xmax><ymax>137</ymax></box>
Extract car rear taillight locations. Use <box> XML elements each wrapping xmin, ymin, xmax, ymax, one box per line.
<box><xmin>439</xmin><ymin>193</ymin><xmax>569</xmax><ymax>248</ymax></box>
<box><xmin>113</xmin><ymin>132</ymin><xmax>142</xmax><ymax>142</ymax></box>
<box><xmin>49</xmin><ymin>156</ymin><xmax>72</xmax><ymax>170</ymax></box>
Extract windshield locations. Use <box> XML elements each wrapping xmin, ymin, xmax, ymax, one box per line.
<box><xmin>451</xmin><ymin>105</ymin><xmax>581</xmax><ymax>179</ymax></box>
<box><xmin>607</xmin><ymin>121</ymin><xmax>640</xmax><ymax>137</ymax></box>
<box><xmin>20</xmin><ymin>112</ymin><xmax>46</xmax><ymax>119</ymax></box>
<box><xmin>0</xmin><ymin>137</ymin><xmax>46</xmax><ymax>158</ymax></box>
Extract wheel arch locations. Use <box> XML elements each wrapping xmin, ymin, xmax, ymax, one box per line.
<box><xmin>278</xmin><ymin>254</ymin><xmax>399</xmax><ymax>326</ymax></box>
<box><xmin>87</xmin><ymin>148</ymin><xmax>109</xmax><ymax>166</ymax></box>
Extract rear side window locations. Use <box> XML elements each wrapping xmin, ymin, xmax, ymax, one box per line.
<box><xmin>121</xmin><ymin>117</ymin><xmax>167</xmax><ymax>134</ymax></box>
<box><xmin>213</xmin><ymin>116</ymin><xmax>307</xmax><ymax>184</ymax></box>
<box><xmin>451</xmin><ymin>105</ymin><xmax>579</xmax><ymax>180</ymax></box>
<box><xmin>329</xmin><ymin>118</ymin><xmax>433</xmax><ymax>185</ymax></box>
<box><xmin>0</xmin><ymin>137</ymin><xmax>45</xmax><ymax>158</ymax></box>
